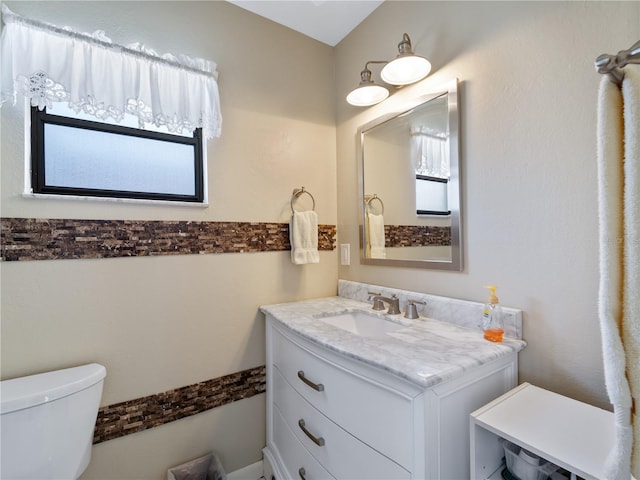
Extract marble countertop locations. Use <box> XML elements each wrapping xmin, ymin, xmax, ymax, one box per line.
<box><xmin>261</xmin><ymin>296</ymin><xmax>526</xmax><ymax>389</ymax></box>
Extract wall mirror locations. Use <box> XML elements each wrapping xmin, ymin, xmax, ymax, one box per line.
<box><xmin>358</xmin><ymin>78</ymin><xmax>462</xmax><ymax>270</ymax></box>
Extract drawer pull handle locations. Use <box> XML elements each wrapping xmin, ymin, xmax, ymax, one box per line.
<box><xmin>298</xmin><ymin>467</ymin><xmax>306</xmax><ymax>480</ymax></box>
<box><xmin>297</xmin><ymin>370</ymin><xmax>324</xmax><ymax>392</ymax></box>
<box><xmin>298</xmin><ymin>419</ymin><xmax>325</xmax><ymax>447</ymax></box>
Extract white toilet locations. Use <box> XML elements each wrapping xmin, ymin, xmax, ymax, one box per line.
<box><xmin>0</xmin><ymin>363</ymin><xmax>106</xmax><ymax>480</ymax></box>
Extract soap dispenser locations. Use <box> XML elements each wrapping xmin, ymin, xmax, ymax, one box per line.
<box><xmin>482</xmin><ymin>285</ymin><xmax>504</xmax><ymax>342</ymax></box>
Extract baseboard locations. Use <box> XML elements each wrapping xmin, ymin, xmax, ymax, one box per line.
<box><xmin>227</xmin><ymin>460</ymin><xmax>263</xmax><ymax>480</ymax></box>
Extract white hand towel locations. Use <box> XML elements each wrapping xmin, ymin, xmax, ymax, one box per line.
<box><xmin>367</xmin><ymin>212</ymin><xmax>386</xmax><ymax>259</ymax></box>
<box><xmin>290</xmin><ymin>211</ymin><xmax>319</xmax><ymax>265</ymax></box>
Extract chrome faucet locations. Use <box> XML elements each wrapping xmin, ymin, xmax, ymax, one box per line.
<box><xmin>368</xmin><ymin>293</ymin><xmax>401</xmax><ymax>315</ymax></box>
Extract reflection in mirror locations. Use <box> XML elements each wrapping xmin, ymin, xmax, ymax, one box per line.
<box><xmin>358</xmin><ymin>79</ymin><xmax>462</xmax><ymax>270</ymax></box>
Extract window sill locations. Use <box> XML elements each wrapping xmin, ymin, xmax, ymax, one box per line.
<box><xmin>22</xmin><ymin>192</ymin><xmax>209</xmax><ymax>208</ymax></box>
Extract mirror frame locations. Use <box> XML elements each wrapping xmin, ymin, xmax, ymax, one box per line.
<box><xmin>357</xmin><ymin>78</ymin><xmax>462</xmax><ymax>270</ymax></box>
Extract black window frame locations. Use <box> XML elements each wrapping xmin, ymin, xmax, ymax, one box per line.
<box><xmin>415</xmin><ymin>174</ymin><xmax>451</xmax><ymax>216</ymax></box>
<box><xmin>30</xmin><ymin>107</ymin><xmax>205</xmax><ymax>203</ymax></box>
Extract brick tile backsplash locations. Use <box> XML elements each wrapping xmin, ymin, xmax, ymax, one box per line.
<box><xmin>385</xmin><ymin>225</ymin><xmax>450</xmax><ymax>247</ymax></box>
<box><xmin>0</xmin><ymin>218</ymin><xmax>451</xmax><ymax>260</ymax></box>
<box><xmin>93</xmin><ymin>366</ymin><xmax>266</xmax><ymax>444</ymax></box>
<box><xmin>1</xmin><ymin>218</ymin><xmax>336</xmax><ymax>261</ymax></box>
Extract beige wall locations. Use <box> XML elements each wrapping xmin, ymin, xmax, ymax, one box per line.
<box><xmin>3</xmin><ymin>1</ymin><xmax>639</xmax><ymax>478</ymax></box>
<box><xmin>0</xmin><ymin>1</ymin><xmax>337</xmax><ymax>477</ymax></box>
<box><xmin>336</xmin><ymin>1</ymin><xmax>639</xmax><ymax>409</ymax></box>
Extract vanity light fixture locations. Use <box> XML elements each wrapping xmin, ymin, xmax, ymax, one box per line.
<box><xmin>346</xmin><ymin>33</ymin><xmax>431</xmax><ymax>107</ymax></box>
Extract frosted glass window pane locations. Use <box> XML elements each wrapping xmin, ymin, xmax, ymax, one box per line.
<box><xmin>416</xmin><ymin>177</ymin><xmax>448</xmax><ymax>214</ymax></box>
<box><xmin>44</xmin><ymin>124</ymin><xmax>195</xmax><ymax>196</ymax></box>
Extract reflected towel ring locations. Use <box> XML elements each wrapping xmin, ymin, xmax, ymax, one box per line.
<box><xmin>291</xmin><ymin>187</ymin><xmax>316</xmax><ymax>213</ymax></box>
<box><xmin>366</xmin><ymin>194</ymin><xmax>384</xmax><ymax>215</ymax></box>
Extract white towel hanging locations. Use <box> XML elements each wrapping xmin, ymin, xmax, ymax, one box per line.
<box><xmin>290</xmin><ymin>211</ymin><xmax>319</xmax><ymax>265</ymax></box>
<box><xmin>597</xmin><ymin>67</ymin><xmax>640</xmax><ymax>480</ymax></box>
<box><xmin>367</xmin><ymin>212</ymin><xmax>386</xmax><ymax>259</ymax></box>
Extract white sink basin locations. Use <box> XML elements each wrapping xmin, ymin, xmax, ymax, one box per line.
<box><xmin>317</xmin><ymin>311</ymin><xmax>406</xmax><ymax>338</ymax></box>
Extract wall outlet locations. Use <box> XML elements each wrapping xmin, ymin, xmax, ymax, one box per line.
<box><xmin>340</xmin><ymin>244</ymin><xmax>350</xmax><ymax>265</ymax></box>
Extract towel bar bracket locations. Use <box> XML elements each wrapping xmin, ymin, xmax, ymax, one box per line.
<box><xmin>291</xmin><ymin>186</ymin><xmax>316</xmax><ymax>213</ymax></box>
<box><xmin>365</xmin><ymin>193</ymin><xmax>385</xmax><ymax>215</ymax></box>
<box><xmin>595</xmin><ymin>39</ymin><xmax>640</xmax><ymax>85</ymax></box>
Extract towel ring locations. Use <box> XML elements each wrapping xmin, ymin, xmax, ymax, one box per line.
<box><xmin>291</xmin><ymin>187</ymin><xmax>316</xmax><ymax>213</ymax></box>
<box><xmin>365</xmin><ymin>194</ymin><xmax>384</xmax><ymax>215</ymax></box>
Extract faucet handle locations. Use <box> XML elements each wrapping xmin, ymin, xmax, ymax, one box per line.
<box><xmin>404</xmin><ymin>299</ymin><xmax>426</xmax><ymax>319</ymax></box>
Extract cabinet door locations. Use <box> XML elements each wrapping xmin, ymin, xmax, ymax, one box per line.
<box><xmin>428</xmin><ymin>356</ymin><xmax>517</xmax><ymax>480</ymax></box>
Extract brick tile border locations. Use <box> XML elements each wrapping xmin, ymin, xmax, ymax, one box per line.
<box><xmin>385</xmin><ymin>225</ymin><xmax>450</xmax><ymax>247</ymax></box>
<box><xmin>0</xmin><ymin>218</ymin><xmax>336</xmax><ymax>261</ymax></box>
<box><xmin>93</xmin><ymin>366</ymin><xmax>266</xmax><ymax>444</ymax></box>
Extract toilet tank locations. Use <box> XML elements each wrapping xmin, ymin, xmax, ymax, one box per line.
<box><xmin>0</xmin><ymin>363</ymin><xmax>106</xmax><ymax>480</ymax></box>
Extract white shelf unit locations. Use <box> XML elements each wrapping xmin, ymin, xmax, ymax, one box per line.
<box><xmin>470</xmin><ymin>382</ymin><xmax>615</xmax><ymax>480</ymax></box>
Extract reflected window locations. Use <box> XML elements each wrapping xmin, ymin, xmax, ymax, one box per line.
<box><xmin>410</xmin><ymin>110</ymin><xmax>450</xmax><ymax>216</ymax></box>
<box><xmin>415</xmin><ymin>175</ymin><xmax>450</xmax><ymax>215</ymax></box>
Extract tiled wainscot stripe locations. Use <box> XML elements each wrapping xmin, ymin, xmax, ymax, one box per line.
<box><xmin>0</xmin><ymin>218</ymin><xmax>336</xmax><ymax>261</ymax></box>
<box><xmin>385</xmin><ymin>224</ymin><xmax>450</xmax><ymax>247</ymax></box>
<box><xmin>93</xmin><ymin>366</ymin><xmax>266</xmax><ymax>444</ymax></box>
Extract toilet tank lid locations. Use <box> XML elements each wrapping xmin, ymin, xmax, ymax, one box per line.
<box><xmin>1</xmin><ymin>363</ymin><xmax>106</xmax><ymax>414</ymax></box>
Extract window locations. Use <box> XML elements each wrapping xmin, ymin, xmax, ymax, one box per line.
<box><xmin>30</xmin><ymin>105</ymin><xmax>205</xmax><ymax>203</ymax></box>
<box><xmin>2</xmin><ymin>5</ymin><xmax>221</xmax><ymax>205</ymax></box>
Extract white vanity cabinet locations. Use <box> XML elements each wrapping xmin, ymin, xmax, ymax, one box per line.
<box><xmin>264</xmin><ymin>316</ymin><xmax>519</xmax><ymax>480</ymax></box>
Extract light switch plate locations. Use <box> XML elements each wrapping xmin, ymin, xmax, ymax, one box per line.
<box><xmin>340</xmin><ymin>244</ymin><xmax>350</xmax><ymax>265</ymax></box>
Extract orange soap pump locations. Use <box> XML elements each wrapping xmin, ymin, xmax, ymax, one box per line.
<box><xmin>482</xmin><ymin>285</ymin><xmax>504</xmax><ymax>342</ymax></box>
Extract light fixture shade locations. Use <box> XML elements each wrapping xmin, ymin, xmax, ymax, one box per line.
<box><xmin>380</xmin><ymin>33</ymin><xmax>431</xmax><ymax>86</ymax></box>
<box><xmin>346</xmin><ymin>84</ymin><xmax>389</xmax><ymax>106</ymax></box>
<box><xmin>346</xmin><ymin>67</ymin><xmax>389</xmax><ymax>106</ymax></box>
<box><xmin>380</xmin><ymin>55</ymin><xmax>431</xmax><ymax>86</ymax></box>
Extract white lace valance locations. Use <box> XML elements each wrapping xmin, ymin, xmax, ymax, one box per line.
<box><xmin>0</xmin><ymin>5</ymin><xmax>222</xmax><ymax>138</ymax></box>
<box><xmin>410</xmin><ymin>126</ymin><xmax>449</xmax><ymax>178</ymax></box>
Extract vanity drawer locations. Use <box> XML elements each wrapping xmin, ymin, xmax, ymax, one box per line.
<box><xmin>273</xmin><ymin>366</ymin><xmax>410</xmax><ymax>480</ymax></box>
<box><xmin>273</xmin><ymin>405</ymin><xmax>336</xmax><ymax>480</ymax></box>
<box><xmin>271</xmin><ymin>326</ymin><xmax>413</xmax><ymax>468</ymax></box>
